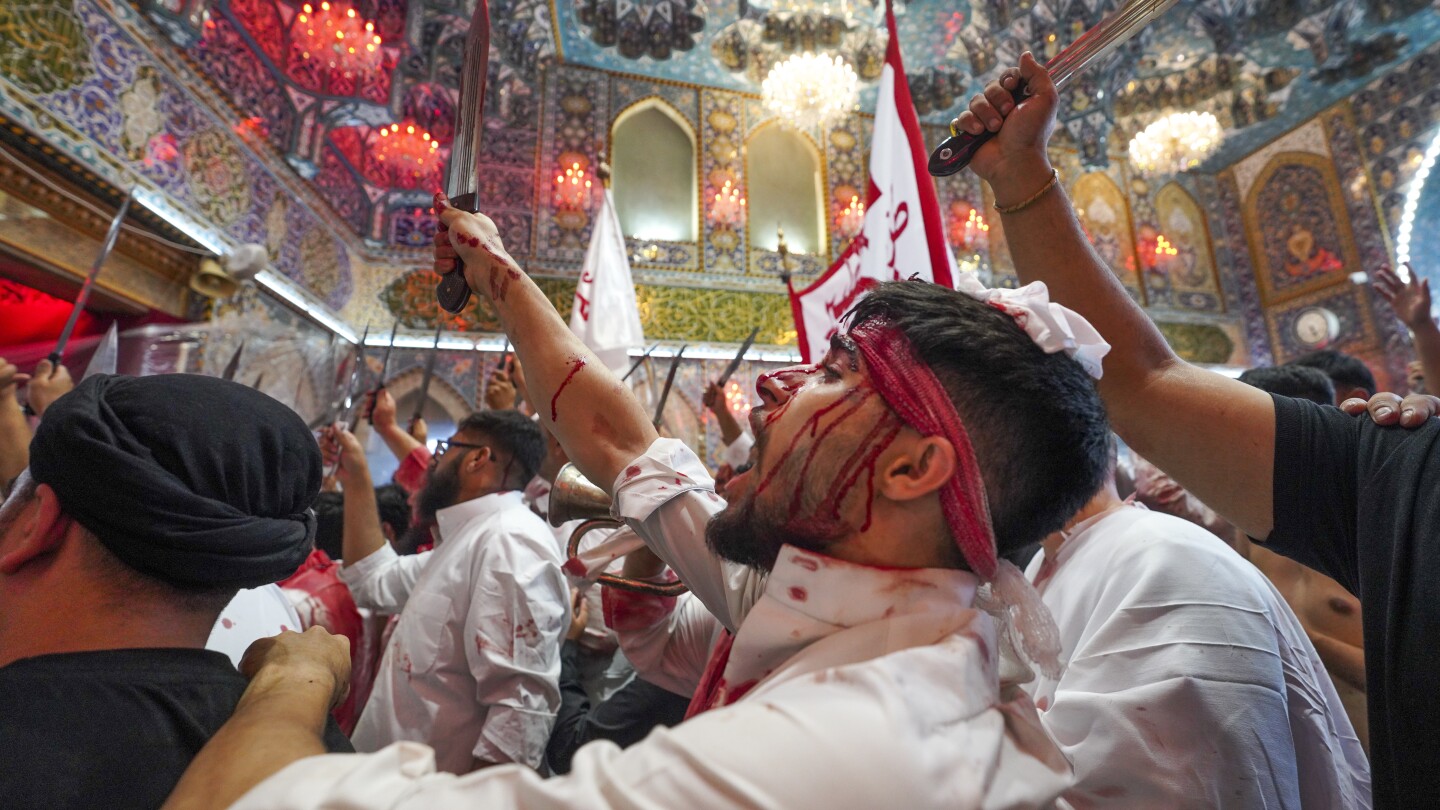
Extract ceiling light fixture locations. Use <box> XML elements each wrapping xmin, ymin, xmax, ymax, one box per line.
<box><xmin>1127</xmin><ymin>111</ymin><xmax>1223</xmax><ymax>175</ymax></box>
<box><xmin>294</xmin><ymin>1</ymin><xmax>382</xmax><ymax>78</ymax></box>
<box><xmin>761</xmin><ymin>52</ymin><xmax>859</xmax><ymax>131</ymax></box>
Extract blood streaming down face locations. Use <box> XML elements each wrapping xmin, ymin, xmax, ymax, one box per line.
<box><xmin>705</xmin><ymin>344</ymin><xmax>905</xmax><ymax>571</ymax></box>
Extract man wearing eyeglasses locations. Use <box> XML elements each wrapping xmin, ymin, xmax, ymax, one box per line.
<box><xmin>321</xmin><ymin>409</ymin><xmax>565</xmax><ymax>776</ymax></box>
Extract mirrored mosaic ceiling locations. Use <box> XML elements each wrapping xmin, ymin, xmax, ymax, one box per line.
<box><xmin>131</xmin><ymin>0</ymin><xmax>1439</xmax><ymax>245</ymax></box>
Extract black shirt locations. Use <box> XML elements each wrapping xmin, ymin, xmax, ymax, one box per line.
<box><xmin>0</xmin><ymin>648</ymin><xmax>352</xmax><ymax>810</ymax></box>
<box><xmin>545</xmin><ymin>641</ymin><xmax>691</xmax><ymax>775</ymax></box>
<box><xmin>1265</xmin><ymin>394</ymin><xmax>1440</xmax><ymax>808</ymax></box>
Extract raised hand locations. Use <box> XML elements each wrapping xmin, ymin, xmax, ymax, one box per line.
<box><xmin>369</xmin><ymin>388</ymin><xmax>398</xmax><ymax>430</ymax></box>
<box><xmin>319</xmin><ymin>424</ymin><xmax>370</xmax><ymax>489</ymax></box>
<box><xmin>238</xmin><ymin>626</ymin><xmax>351</xmax><ymax>711</ymax></box>
<box><xmin>27</xmin><ymin>359</ymin><xmax>74</xmax><ymax>417</ymax></box>
<box><xmin>702</xmin><ymin>380</ymin><xmax>721</xmax><ymax>412</ymax></box>
<box><xmin>433</xmin><ymin>192</ymin><xmax>522</xmax><ymax>305</ymax></box>
<box><xmin>0</xmin><ymin>357</ymin><xmax>30</xmax><ymax>398</ymax></box>
<box><xmin>949</xmin><ymin>52</ymin><xmax>1059</xmax><ymax>193</ymax></box>
<box><xmin>1375</xmin><ymin>263</ymin><xmax>1434</xmax><ymax>330</ymax></box>
<box><xmin>485</xmin><ymin>361</ymin><xmax>518</xmax><ymax>411</ymax></box>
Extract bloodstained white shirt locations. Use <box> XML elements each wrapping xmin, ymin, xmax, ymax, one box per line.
<box><xmin>1025</xmin><ymin>505</ymin><xmax>1370</xmax><ymax>809</ymax></box>
<box><xmin>340</xmin><ymin>490</ymin><xmax>568</xmax><ymax>773</ymax></box>
<box><xmin>206</xmin><ymin>584</ymin><xmax>303</xmax><ymax>668</ymax></box>
<box><xmin>229</xmin><ymin>439</ymin><xmax>1072</xmax><ymax>810</ymax></box>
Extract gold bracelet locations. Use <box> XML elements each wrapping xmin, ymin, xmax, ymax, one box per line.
<box><xmin>994</xmin><ymin>168</ymin><xmax>1059</xmax><ymax>215</ymax></box>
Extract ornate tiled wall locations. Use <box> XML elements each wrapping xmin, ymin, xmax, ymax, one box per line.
<box><xmin>3</xmin><ymin>0</ymin><xmax>1432</xmax><ymax>387</ymax></box>
<box><xmin>0</xmin><ymin>0</ymin><xmax>359</xmax><ymax>310</ymax></box>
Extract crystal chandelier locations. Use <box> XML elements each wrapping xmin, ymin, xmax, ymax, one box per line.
<box><xmin>761</xmin><ymin>53</ymin><xmax>859</xmax><ymax>131</ymax></box>
<box><xmin>294</xmin><ymin>1</ymin><xmax>383</xmax><ymax>78</ymax></box>
<box><xmin>1127</xmin><ymin>111</ymin><xmax>1224</xmax><ymax>175</ymax></box>
<box><xmin>709</xmin><ymin>178</ymin><xmax>747</xmax><ymax>228</ymax></box>
<box><xmin>554</xmin><ymin>160</ymin><xmax>594</xmax><ymax>210</ymax></box>
<box><xmin>375</xmin><ymin>121</ymin><xmax>440</xmax><ymax>187</ymax></box>
<box><xmin>835</xmin><ymin>193</ymin><xmax>865</xmax><ymax>240</ymax></box>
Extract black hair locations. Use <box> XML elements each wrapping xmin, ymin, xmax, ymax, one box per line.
<box><xmin>847</xmin><ymin>281</ymin><xmax>1111</xmax><ymax>557</ymax></box>
<box><xmin>1288</xmin><ymin>349</ymin><xmax>1375</xmax><ymax>397</ymax></box>
<box><xmin>1239</xmin><ymin>365</ymin><xmax>1335</xmax><ymax>406</ymax></box>
<box><xmin>312</xmin><ymin>491</ymin><xmax>345</xmax><ymax>560</ymax></box>
<box><xmin>456</xmin><ymin>410</ymin><xmax>545</xmax><ymax>490</ymax></box>
<box><xmin>374</xmin><ymin>484</ymin><xmax>412</xmax><ymax>538</ymax></box>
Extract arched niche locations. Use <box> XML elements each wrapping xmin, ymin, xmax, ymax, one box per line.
<box><xmin>1154</xmin><ymin>182</ymin><xmax>1223</xmax><ymax>310</ymax></box>
<box><xmin>1071</xmin><ymin>171</ymin><xmax>1142</xmax><ymax>301</ymax></box>
<box><xmin>611</xmin><ymin>100</ymin><xmax>698</xmax><ymax>241</ymax></box>
<box><xmin>745</xmin><ymin>123</ymin><xmax>825</xmax><ymax>254</ymax></box>
<box><xmin>1397</xmin><ymin>125</ymin><xmax>1440</xmax><ymax>296</ymax></box>
<box><xmin>1242</xmin><ymin>151</ymin><xmax>1359</xmax><ymax>305</ymax></box>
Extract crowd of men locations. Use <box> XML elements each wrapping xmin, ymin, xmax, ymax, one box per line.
<box><xmin>1</xmin><ymin>55</ymin><xmax>1437</xmax><ymax>810</ymax></box>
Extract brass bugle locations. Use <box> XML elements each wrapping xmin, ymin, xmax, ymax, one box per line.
<box><xmin>550</xmin><ymin>464</ymin><xmax>688</xmax><ymax>597</ymax></box>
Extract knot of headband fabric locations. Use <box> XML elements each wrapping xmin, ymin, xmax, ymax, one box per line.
<box><xmin>955</xmin><ymin>275</ymin><xmax>1111</xmax><ymax>380</ymax></box>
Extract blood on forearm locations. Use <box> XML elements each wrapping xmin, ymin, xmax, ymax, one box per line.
<box><xmin>467</xmin><ymin>245</ymin><xmax>657</xmax><ymax>495</ymax></box>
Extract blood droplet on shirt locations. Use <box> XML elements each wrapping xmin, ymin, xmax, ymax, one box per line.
<box><xmin>788</xmin><ymin>586</ymin><xmax>808</xmax><ymax>602</ymax></box>
<box><xmin>221</xmin><ymin>618</ymin><xmax>234</xmax><ymax>629</ymax></box>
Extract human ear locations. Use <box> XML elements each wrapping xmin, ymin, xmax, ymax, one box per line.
<box><xmin>0</xmin><ymin>484</ymin><xmax>72</xmax><ymax>575</ymax></box>
<box><xmin>879</xmin><ymin>435</ymin><xmax>957</xmax><ymax>502</ymax></box>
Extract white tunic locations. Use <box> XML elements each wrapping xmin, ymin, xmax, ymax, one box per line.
<box><xmin>340</xmin><ymin>491</ymin><xmax>568</xmax><ymax>773</ymax></box>
<box><xmin>230</xmin><ymin>439</ymin><xmax>1073</xmax><ymax>810</ymax></box>
<box><xmin>1025</xmin><ymin>505</ymin><xmax>1370</xmax><ymax>809</ymax></box>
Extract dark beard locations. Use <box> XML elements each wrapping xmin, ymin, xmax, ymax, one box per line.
<box><xmin>415</xmin><ymin>462</ymin><xmax>461</xmax><ymax>523</ymax></box>
<box><xmin>705</xmin><ymin>489</ymin><xmax>844</xmax><ymax>572</ymax></box>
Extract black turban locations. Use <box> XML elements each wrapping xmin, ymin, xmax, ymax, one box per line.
<box><xmin>28</xmin><ymin>374</ymin><xmax>321</xmax><ymax>589</ymax></box>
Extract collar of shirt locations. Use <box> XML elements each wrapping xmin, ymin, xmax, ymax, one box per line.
<box><xmin>1048</xmin><ymin>502</ymin><xmax>1145</xmax><ymax>572</ymax></box>
<box><xmin>719</xmin><ymin>545</ymin><xmax>981</xmax><ymax>700</ymax></box>
<box><xmin>434</xmin><ymin>491</ymin><xmax>526</xmax><ymax>543</ymax></box>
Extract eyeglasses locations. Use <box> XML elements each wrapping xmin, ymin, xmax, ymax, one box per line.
<box><xmin>432</xmin><ymin>439</ymin><xmax>488</xmax><ymax>461</ymax></box>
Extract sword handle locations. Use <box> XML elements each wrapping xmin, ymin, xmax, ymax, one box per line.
<box><xmin>364</xmin><ymin>386</ymin><xmax>383</xmax><ymax>422</ymax></box>
<box><xmin>927</xmin><ymin>84</ymin><xmax>1028</xmax><ymax>178</ymax></box>
<box><xmin>437</xmin><ymin>192</ymin><xmax>480</xmax><ymax>314</ymax></box>
<box><xmin>45</xmin><ymin>352</ymin><xmax>62</xmax><ymax>368</ymax></box>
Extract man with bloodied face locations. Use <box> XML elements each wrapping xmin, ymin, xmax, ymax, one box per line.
<box><xmin>161</xmin><ymin>201</ymin><xmax>1112</xmax><ymax>810</ymax></box>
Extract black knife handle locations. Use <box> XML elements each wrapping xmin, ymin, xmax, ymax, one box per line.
<box><xmin>927</xmin><ymin>83</ymin><xmax>1028</xmax><ymax>178</ymax></box>
<box><xmin>437</xmin><ymin>192</ymin><xmax>479</xmax><ymax>314</ymax></box>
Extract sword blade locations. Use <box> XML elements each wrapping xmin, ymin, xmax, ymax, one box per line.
<box><xmin>410</xmin><ymin>321</ymin><xmax>444</xmax><ymax>429</ymax></box>
<box><xmin>336</xmin><ymin>324</ymin><xmax>371</xmax><ymax>426</ymax></box>
<box><xmin>436</xmin><ymin>0</ymin><xmax>491</xmax><ymax>314</ymax></box>
<box><xmin>445</xmin><ymin>0</ymin><xmax>491</xmax><ymax>200</ymax></box>
<box><xmin>327</xmin><ymin>327</ymin><xmax>370</xmax><ymax>475</ymax></box>
<box><xmin>652</xmin><ymin>345</ymin><xmax>687</xmax><ymax>428</ymax></box>
<box><xmin>81</xmin><ymin>323</ymin><xmax>119</xmax><ymax>381</ymax></box>
<box><xmin>377</xmin><ymin>319</ymin><xmax>399</xmax><ymax>385</ymax></box>
<box><xmin>51</xmin><ymin>189</ymin><xmax>134</xmax><ymax>365</ymax></box>
<box><xmin>927</xmin><ymin>0</ymin><xmax>1180</xmax><ymax>177</ymax></box>
<box><xmin>221</xmin><ymin>340</ymin><xmax>246</xmax><ymax>381</ymax></box>
<box><xmin>717</xmin><ymin>327</ymin><xmax>759</xmax><ymax>387</ymax></box>
<box><xmin>620</xmin><ymin>343</ymin><xmax>660</xmax><ymax>382</ymax></box>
